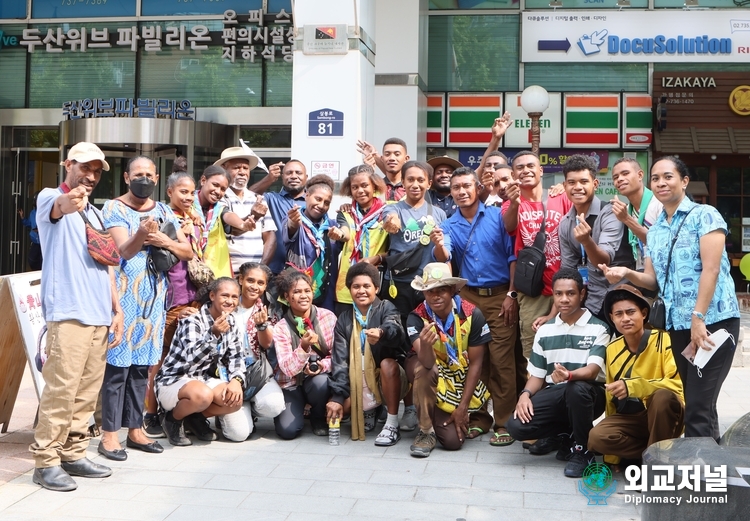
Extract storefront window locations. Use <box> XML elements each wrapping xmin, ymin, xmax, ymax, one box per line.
<box><xmin>0</xmin><ymin>0</ymin><xmax>26</xmax><ymax>18</ymax></box>
<box><xmin>715</xmin><ymin>167</ymin><xmax>750</xmax><ymax>254</ymax></box>
<box><xmin>265</xmin><ymin>60</ymin><xmax>292</xmax><ymax>106</ymax></box>
<box><xmin>0</xmin><ymin>24</ymin><xmax>26</xmax><ymax>109</ymax></box>
<box><xmin>428</xmin><ymin>15</ymin><xmax>519</xmax><ymax>92</ymax></box>
<box><xmin>717</xmin><ymin>196</ymin><xmax>742</xmax><ymax>253</ymax></box>
<box><xmin>28</xmin><ymin>23</ymin><xmax>137</xmax><ymax>108</ymax></box>
<box><xmin>429</xmin><ymin>0</ymin><xmax>517</xmax><ymax>9</ymax></box>
<box><xmin>525</xmin><ymin>0</ymin><xmax>647</xmax><ymax>7</ymax></box>
<box><xmin>654</xmin><ymin>0</ymin><xmax>740</xmax><ymax>7</ymax></box>
<box><xmin>525</xmin><ymin>63</ymin><xmax>648</xmax><ymax>92</ymax></box>
<box><xmin>717</xmin><ymin>167</ymin><xmax>742</xmax><ymax>195</ymax></box>
<box><xmin>32</xmin><ymin>0</ymin><xmax>136</xmax><ymax>18</ymax></box>
<box><xmin>141</xmin><ymin>0</ymin><xmax>263</xmax><ymax>16</ymax></box>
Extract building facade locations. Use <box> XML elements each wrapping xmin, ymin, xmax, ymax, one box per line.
<box><xmin>1</xmin><ymin>0</ymin><xmax>749</xmax><ymax>274</ymax></box>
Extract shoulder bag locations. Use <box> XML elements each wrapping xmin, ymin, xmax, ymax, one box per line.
<box><xmin>79</xmin><ymin>210</ymin><xmax>121</xmax><ymax>266</ymax></box>
<box><xmin>514</xmin><ymin>200</ymin><xmax>547</xmax><ymax>297</ymax></box>
<box><xmin>649</xmin><ymin>207</ymin><xmax>696</xmax><ymax>330</ymax></box>
<box><xmin>383</xmin><ymin>203</ymin><xmax>434</xmax><ymax>277</ymax></box>
<box><xmin>149</xmin><ymin>219</ymin><xmax>180</xmax><ymax>272</ymax></box>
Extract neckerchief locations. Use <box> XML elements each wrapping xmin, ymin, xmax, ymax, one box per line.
<box><xmin>283</xmin><ymin>306</ymin><xmax>330</xmax><ymax>357</ymax></box>
<box><xmin>424</xmin><ymin>296</ymin><xmax>462</xmax><ymax>366</ymax></box>
<box><xmin>349</xmin><ymin>198</ymin><xmax>385</xmax><ymax>263</ymax></box>
<box><xmin>354</xmin><ymin>305</ymin><xmax>372</xmax><ymax>354</ymax></box>
<box><xmin>194</xmin><ymin>190</ymin><xmax>225</xmax><ymax>253</ymax></box>
<box><xmin>627</xmin><ymin>188</ymin><xmax>654</xmax><ymax>261</ymax></box>
<box><xmin>349</xmin><ymin>308</ymin><xmax>381</xmax><ymax>441</ymax></box>
<box><xmin>298</xmin><ymin>213</ymin><xmax>330</xmax><ymax>298</ymax></box>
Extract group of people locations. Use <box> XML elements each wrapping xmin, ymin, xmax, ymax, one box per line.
<box><xmin>29</xmin><ymin>121</ymin><xmax>740</xmax><ymax>492</ymax></box>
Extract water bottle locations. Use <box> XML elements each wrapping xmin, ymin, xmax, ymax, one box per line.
<box><xmin>328</xmin><ymin>418</ymin><xmax>340</xmax><ymax>446</ymax></box>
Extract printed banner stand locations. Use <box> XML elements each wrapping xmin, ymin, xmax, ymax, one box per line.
<box><xmin>0</xmin><ymin>273</ymin><xmax>43</xmax><ymax>432</ymax></box>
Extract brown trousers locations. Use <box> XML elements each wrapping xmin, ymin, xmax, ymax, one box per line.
<box><xmin>587</xmin><ymin>389</ymin><xmax>685</xmax><ymax>461</ymax></box>
<box><xmin>461</xmin><ymin>288</ymin><xmax>519</xmax><ymax>429</ymax></box>
<box><xmin>30</xmin><ymin>320</ymin><xmax>108</xmax><ymax>467</ymax></box>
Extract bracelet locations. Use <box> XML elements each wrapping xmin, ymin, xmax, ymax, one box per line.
<box><xmin>568</xmin><ymin>371</ymin><xmax>574</xmax><ymax>382</ymax></box>
<box><xmin>378</xmin><ymin>254</ymin><xmax>384</xmax><ymax>264</ymax></box>
<box><xmin>519</xmin><ymin>389</ymin><xmax>532</xmax><ymax>398</ymax></box>
<box><xmin>256</xmin><ymin>321</ymin><xmax>269</xmax><ymax>331</ymax></box>
<box><xmin>233</xmin><ymin>376</ymin><xmax>244</xmax><ymax>388</ymax></box>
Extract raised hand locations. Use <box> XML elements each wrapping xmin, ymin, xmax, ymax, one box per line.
<box><xmin>505</xmin><ymin>180</ymin><xmax>521</xmax><ymax>204</ymax></box>
<box><xmin>269</xmin><ymin>162</ymin><xmax>284</xmax><ymax>181</ymax></box>
<box><xmin>492</xmin><ymin>111</ymin><xmax>512</xmax><ymax>139</ymax></box>
<box><xmin>610</xmin><ymin>196</ymin><xmax>629</xmax><ymax>223</ymax></box>
<box><xmin>328</xmin><ymin>226</ymin><xmax>345</xmax><ymax>242</ymax></box>
<box><xmin>418</xmin><ymin>322</ymin><xmax>439</xmax><ymax>347</ymax></box>
<box><xmin>572</xmin><ymin>213</ymin><xmax>592</xmax><ymax>244</ymax></box>
<box><xmin>429</xmin><ymin>227</ymin><xmax>445</xmax><ymax>247</ymax></box>
<box><xmin>598</xmin><ymin>263</ymin><xmax>629</xmax><ymax>285</ymax></box>
<box><xmin>251</xmin><ymin>195</ymin><xmax>268</xmax><ymax>220</ymax></box>
<box><xmin>287</xmin><ymin>205</ymin><xmax>302</xmax><ymax>227</ymax></box>
<box><xmin>382</xmin><ymin>213</ymin><xmax>401</xmax><ymax>234</ymax></box>
<box><xmin>59</xmin><ymin>186</ymin><xmax>89</xmax><ymax>215</ymax></box>
<box><xmin>252</xmin><ymin>305</ymin><xmax>268</xmax><ymax>325</ymax></box>
<box><xmin>211</xmin><ymin>312</ymin><xmax>231</xmax><ymax>336</ymax></box>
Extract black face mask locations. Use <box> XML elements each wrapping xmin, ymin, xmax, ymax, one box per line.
<box><xmin>129</xmin><ymin>177</ymin><xmax>156</xmax><ymax>199</ymax></box>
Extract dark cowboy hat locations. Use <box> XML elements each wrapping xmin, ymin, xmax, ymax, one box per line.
<box><xmin>603</xmin><ymin>283</ymin><xmax>652</xmax><ymax>319</ymax></box>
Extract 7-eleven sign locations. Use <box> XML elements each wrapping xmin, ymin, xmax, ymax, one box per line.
<box><xmin>426</xmin><ymin>94</ymin><xmax>445</xmax><ymax>147</ymax></box>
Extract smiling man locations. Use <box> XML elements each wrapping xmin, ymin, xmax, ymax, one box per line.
<box><xmin>556</xmin><ymin>154</ymin><xmax>631</xmax><ymax>322</ymax></box>
<box><xmin>31</xmin><ymin>142</ymin><xmax>124</xmax><ymax>491</ymax></box>
<box><xmin>215</xmin><ymin>147</ymin><xmax>277</xmax><ymax>274</ymax></box>
<box><xmin>609</xmin><ymin>157</ymin><xmax>663</xmax><ymax>271</ymax></box>
<box><xmin>432</xmin><ymin>167</ymin><xmax>520</xmax><ymax>446</ymax></box>
<box><xmin>426</xmin><ymin>156</ymin><xmax>462</xmax><ymax>217</ymax></box>
<box><xmin>506</xmin><ymin>268</ymin><xmax>610</xmax><ymax>478</ymax></box>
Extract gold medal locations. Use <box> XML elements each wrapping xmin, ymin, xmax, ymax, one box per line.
<box><xmin>419</xmin><ymin>235</ymin><xmax>430</xmax><ymax>246</ymax></box>
<box><xmin>389</xmin><ymin>281</ymin><xmax>398</xmax><ymax>298</ymax></box>
<box><xmin>422</xmin><ymin>223</ymin><xmax>434</xmax><ymax>235</ymax></box>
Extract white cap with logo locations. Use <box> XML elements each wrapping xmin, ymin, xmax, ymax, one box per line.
<box><xmin>61</xmin><ymin>142</ymin><xmax>110</xmax><ymax>171</ymax></box>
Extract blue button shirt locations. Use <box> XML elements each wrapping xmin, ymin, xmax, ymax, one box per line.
<box><xmin>439</xmin><ymin>203</ymin><xmax>516</xmax><ymax>287</ymax></box>
<box><xmin>645</xmin><ymin>197</ymin><xmax>739</xmax><ymax>331</ymax></box>
<box><xmin>264</xmin><ymin>188</ymin><xmax>306</xmax><ymax>274</ymax></box>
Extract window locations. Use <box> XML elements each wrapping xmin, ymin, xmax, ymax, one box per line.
<box><xmin>428</xmin><ymin>15</ymin><xmax>519</xmax><ymax>92</ymax></box>
<box><xmin>525</xmin><ymin>63</ymin><xmax>648</xmax><ymax>92</ymax></box>
<box><xmin>0</xmin><ymin>25</ymin><xmax>26</xmax><ymax>108</ymax></box>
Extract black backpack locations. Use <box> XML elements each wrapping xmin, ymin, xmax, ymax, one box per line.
<box><xmin>514</xmin><ymin>201</ymin><xmax>547</xmax><ymax>298</ymax></box>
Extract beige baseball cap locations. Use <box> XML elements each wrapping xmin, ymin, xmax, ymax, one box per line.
<box><xmin>62</xmin><ymin>142</ymin><xmax>110</xmax><ymax>171</ymax></box>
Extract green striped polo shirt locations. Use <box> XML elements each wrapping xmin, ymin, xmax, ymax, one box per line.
<box><xmin>529</xmin><ymin>309</ymin><xmax>611</xmax><ymax>384</ymax></box>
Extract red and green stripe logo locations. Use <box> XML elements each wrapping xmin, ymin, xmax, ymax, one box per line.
<box><xmin>426</xmin><ymin>94</ymin><xmax>445</xmax><ymax>147</ymax></box>
<box><xmin>564</xmin><ymin>94</ymin><xmax>620</xmax><ymax>148</ymax></box>
<box><xmin>623</xmin><ymin>94</ymin><xmax>653</xmax><ymax>148</ymax></box>
<box><xmin>447</xmin><ymin>93</ymin><xmax>502</xmax><ymax>147</ymax></box>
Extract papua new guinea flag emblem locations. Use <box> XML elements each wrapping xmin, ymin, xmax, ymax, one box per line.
<box><xmin>315</xmin><ymin>27</ymin><xmax>336</xmax><ymax>39</ymax></box>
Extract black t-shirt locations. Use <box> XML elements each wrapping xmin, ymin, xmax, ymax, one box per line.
<box><xmin>406</xmin><ymin>305</ymin><xmax>491</xmax><ymax>348</ymax></box>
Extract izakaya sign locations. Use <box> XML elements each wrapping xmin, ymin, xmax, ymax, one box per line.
<box><xmin>522</xmin><ymin>11</ymin><xmax>750</xmax><ymax>63</ymax></box>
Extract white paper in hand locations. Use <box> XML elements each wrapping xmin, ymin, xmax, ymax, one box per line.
<box><xmin>692</xmin><ymin>329</ymin><xmax>734</xmax><ymax>377</ymax></box>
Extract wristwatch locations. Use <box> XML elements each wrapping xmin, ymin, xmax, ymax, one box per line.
<box><xmin>508</xmin><ymin>291</ymin><xmax>518</xmax><ymax>300</ymax></box>
<box><xmin>256</xmin><ymin>321</ymin><xmax>269</xmax><ymax>331</ymax></box>
<box><xmin>692</xmin><ymin>310</ymin><xmax>706</xmax><ymax>321</ymax></box>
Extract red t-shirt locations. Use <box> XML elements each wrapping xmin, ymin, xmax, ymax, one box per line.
<box><xmin>502</xmin><ymin>194</ymin><xmax>573</xmax><ymax>296</ymax></box>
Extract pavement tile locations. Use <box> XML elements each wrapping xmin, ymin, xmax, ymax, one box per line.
<box><xmin>350</xmin><ymin>498</ymin><xmax>468</xmax><ymax>520</ymax></box>
<box><xmin>415</xmin><ymin>485</ymin><xmax>523</xmax><ymax>507</ymax></box>
<box><xmin>368</xmin><ymin>469</ymin><xmax>473</xmax><ymax>488</ymax></box>
<box><xmin>268</xmin><ymin>463</ymin><xmax>373</xmax><ymax>483</ymax></box>
<box><xmin>132</xmin><ymin>484</ymin><xmax>250</xmax><ymax>507</ymax></box>
<box><xmin>328</xmin><ymin>455</ymin><xmax>427</xmax><ymax>473</ymax></box>
<box><xmin>308</xmin><ymin>480</ymin><xmax>418</xmax><ymax>501</ymax></box>
<box><xmin>234</xmin><ymin>450</ymin><xmax>334</xmax><ymax>467</ymax></box>
<box><xmin>164</xmin><ymin>504</ymin><xmax>288</xmax><ymax>521</ymax></box>
<box><xmin>72</xmin><ymin>482</ymin><xmax>147</xmax><ymax>500</ymax></box>
<box><xmin>52</xmin><ymin>497</ymin><xmax>178</xmax><ymax>521</ymax></box>
<box><xmin>103</xmin><ymin>468</ymin><xmax>214</xmax><ymax>488</ymax></box>
<box><xmin>239</xmin><ymin>490</ymin><xmax>356</xmax><ymax>514</ymax></box>
<box><xmin>425</xmin><ymin>460</ymin><xmax>524</xmax><ymax>479</ymax></box>
<box><xmin>172</xmin><ymin>458</ymin><xmax>278</xmax><ymax>477</ymax></box>
<box><xmin>0</xmin><ymin>483</ymin><xmax>38</xmax><ymax>510</ymax></box>
<box><xmin>285</xmin><ymin>514</ymin><xmax>391</xmax><ymax>521</ymax></box>
<box><xmin>203</xmin><ymin>474</ymin><xmax>315</xmax><ymax>494</ymax></box>
<box><xmin>468</xmin><ymin>505</ymin><xmax>582</xmax><ymax>521</ymax></box>
<box><xmin>472</xmin><ymin>474</ymin><xmax>578</xmax><ymax>494</ymax></box>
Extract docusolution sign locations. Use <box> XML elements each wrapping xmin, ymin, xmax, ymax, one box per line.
<box><xmin>522</xmin><ymin>11</ymin><xmax>749</xmax><ymax>63</ymax></box>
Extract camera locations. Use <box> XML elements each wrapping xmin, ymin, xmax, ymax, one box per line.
<box><xmin>307</xmin><ymin>354</ymin><xmax>319</xmax><ymax>373</ymax></box>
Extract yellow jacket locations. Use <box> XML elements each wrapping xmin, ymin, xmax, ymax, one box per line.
<box><xmin>604</xmin><ymin>329</ymin><xmax>684</xmax><ymax>417</ymax></box>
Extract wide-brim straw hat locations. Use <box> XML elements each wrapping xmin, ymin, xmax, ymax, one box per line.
<box><xmin>214</xmin><ymin>147</ymin><xmax>259</xmax><ymax>171</ymax></box>
<box><xmin>411</xmin><ymin>262</ymin><xmax>467</xmax><ymax>292</ymax></box>
<box><xmin>427</xmin><ymin>156</ymin><xmax>463</xmax><ymax>171</ymax></box>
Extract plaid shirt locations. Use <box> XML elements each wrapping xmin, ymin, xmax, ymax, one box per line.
<box><xmin>272</xmin><ymin>307</ymin><xmax>336</xmax><ymax>390</ymax></box>
<box><xmin>156</xmin><ymin>304</ymin><xmax>245</xmax><ymax>389</ymax></box>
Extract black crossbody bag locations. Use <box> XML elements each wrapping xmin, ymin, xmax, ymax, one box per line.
<box><xmin>514</xmin><ymin>200</ymin><xmax>547</xmax><ymax>297</ymax></box>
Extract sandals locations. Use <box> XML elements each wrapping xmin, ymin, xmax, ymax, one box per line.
<box><xmin>466</xmin><ymin>427</ymin><xmax>486</xmax><ymax>440</ymax></box>
<box><xmin>374</xmin><ymin>424</ymin><xmax>401</xmax><ymax>446</ymax></box>
<box><xmin>364</xmin><ymin>410</ymin><xmax>377</xmax><ymax>432</ymax></box>
<box><xmin>490</xmin><ymin>430</ymin><xmax>516</xmax><ymax>447</ymax></box>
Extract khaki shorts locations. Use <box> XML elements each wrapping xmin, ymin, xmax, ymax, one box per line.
<box><xmin>156</xmin><ymin>376</ymin><xmax>224</xmax><ymax>411</ymax></box>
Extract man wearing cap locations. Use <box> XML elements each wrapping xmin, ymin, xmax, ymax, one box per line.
<box><xmin>249</xmin><ymin>160</ymin><xmax>308</xmax><ymax>274</ymax></box>
<box><xmin>432</xmin><ymin>166</ymin><xmax>519</xmax><ymax>446</ymax></box>
<box><xmin>30</xmin><ymin>142</ymin><xmax>124</xmax><ymax>491</ymax></box>
<box><xmin>215</xmin><ymin>147</ymin><xmax>277</xmax><ymax>273</ymax></box>
<box><xmin>427</xmin><ymin>156</ymin><xmax>462</xmax><ymax>217</ymax></box>
<box><xmin>588</xmin><ymin>284</ymin><xmax>684</xmax><ymax>468</ymax></box>
<box><xmin>405</xmin><ymin>263</ymin><xmax>491</xmax><ymax>458</ymax></box>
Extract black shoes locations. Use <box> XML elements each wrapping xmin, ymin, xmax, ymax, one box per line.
<box><xmin>97</xmin><ymin>443</ymin><xmax>127</xmax><ymax>461</ymax></box>
<box><xmin>527</xmin><ymin>436</ymin><xmax>562</xmax><ymax>455</ymax></box>
<box><xmin>126</xmin><ymin>437</ymin><xmax>164</xmax><ymax>453</ymax></box>
<box><xmin>311</xmin><ymin>418</ymin><xmax>329</xmax><ymax>437</ymax></box>
<box><xmin>32</xmin><ymin>466</ymin><xmax>77</xmax><ymax>492</ymax></box>
<box><xmin>143</xmin><ymin>413</ymin><xmax>166</xmax><ymax>438</ymax></box>
<box><xmin>183</xmin><ymin>413</ymin><xmax>217</xmax><ymax>442</ymax></box>
<box><xmin>61</xmin><ymin>457</ymin><xmax>113</xmax><ymax>478</ymax></box>
<box><xmin>564</xmin><ymin>444</ymin><xmax>596</xmax><ymax>478</ymax></box>
<box><xmin>161</xmin><ymin>410</ymin><xmax>192</xmax><ymax>446</ymax></box>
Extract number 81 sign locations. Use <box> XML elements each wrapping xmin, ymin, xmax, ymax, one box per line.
<box><xmin>308</xmin><ymin>108</ymin><xmax>344</xmax><ymax>138</ymax></box>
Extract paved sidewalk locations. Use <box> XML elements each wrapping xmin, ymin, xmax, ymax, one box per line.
<box><xmin>2</xmin><ymin>350</ymin><xmax>749</xmax><ymax>520</ymax></box>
